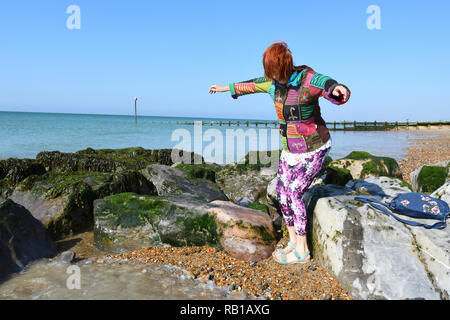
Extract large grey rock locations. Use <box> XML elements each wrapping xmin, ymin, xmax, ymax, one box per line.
<box><xmin>140</xmin><ymin>164</ymin><xmax>227</xmax><ymax>202</ymax></box>
<box><xmin>0</xmin><ymin>199</ymin><xmax>57</xmax><ymax>280</ymax></box>
<box><xmin>307</xmin><ymin>178</ymin><xmax>449</xmax><ymax>300</ymax></box>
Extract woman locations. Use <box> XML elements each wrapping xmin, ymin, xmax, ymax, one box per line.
<box><xmin>209</xmin><ymin>40</ymin><xmax>350</xmax><ymax>264</ymax></box>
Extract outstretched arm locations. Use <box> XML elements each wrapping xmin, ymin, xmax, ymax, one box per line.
<box><xmin>228</xmin><ymin>76</ymin><xmax>273</xmax><ymax>99</ymax></box>
<box><xmin>209</xmin><ymin>76</ymin><xmax>273</xmax><ymax>99</ymax></box>
<box><xmin>308</xmin><ymin>72</ymin><xmax>351</xmax><ymax>105</ymax></box>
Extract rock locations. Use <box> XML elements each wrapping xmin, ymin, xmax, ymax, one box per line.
<box><xmin>266</xmin><ymin>177</ymin><xmax>277</xmax><ymax>206</ymax></box>
<box><xmin>140</xmin><ymin>164</ymin><xmax>227</xmax><ymax>202</ymax></box>
<box><xmin>328</xmin><ymin>151</ymin><xmax>403</xmax><ymax>180</ymax></box>
<box><xmin>323</xmin><ymin>166</ymin><xmax>354</xmax><ymax>186</ymax></box>
<box><xmin>36</xmin><ymin>151</ymin><xmax>122</xmax><ymax>173</ymax></box>
<box><xmin>94</xmin><ymin>193</ymin><xmax>221</xmax><ymax>253</ymax></box>
<box><xmin>94</xmin><ymin>193</ymin><xmax>277</xmax><ymax>261</ymax></box>
<box><xmin>207</xmin><ymin>200</ymin><xmax>278</xmax><ymax>261</ymax></box>
<box><xmin>57</xmin><ymin>251</ymin><xmax>75</xmax><ymax>263</ymax></box>
<box><xmin>36</xmin><ymin>148</ymin><xmax>204</xmax><ymax>173</ymax></box>
<box><xmin>236</xmin><ymin>197</ymin><xmax>253</xmax><ymax>207</ymax></box>
<box><xmin>0</xmin><ymin>158</ymin><xmax>46</xmax><ymax>184</ymax></box>
<box><xmin>345</xmin><ymin>176</ymin><xmax>412</xmax><ymax>198</ymax></box>
<box><xmin>215</xmin><ymin>150</ymin><xmax>280</xmax><ymax>205</ymax></box>
<box><xmin>9</xmin><ymin>170</ymin><xmax>156</xmax><ymax>240</ymax></box>
<box><xmin>216</xmin><ymin>164</ymin><xmax>276</xmax><ymax>205</ymax></box>
<box><xmin>410</xmin><ymin>160</ymin><xmax>449</xmax><ymax>193</ymax></box>
<box><xmin>431</xmin><ymin>181</ymin><xmax>450</xmax><ymax>204</ymax></box>
<box><xmin>308</xmin><ymin>178</ymin><xmax>449</xmax><ymax>300</ymax></box>
<box><xmin>0</xmin><ymin>199</ymin><xmax>57</xmax><ymax>280</ymax></box>
<box><xmin>173</xmin><ymin>162</ymin><xmax>220</xmax><ymax>183</ymax></box>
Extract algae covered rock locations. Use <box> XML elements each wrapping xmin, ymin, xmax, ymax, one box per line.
<box><xmin>94</xmin><ymin>193</ymin><xmax>277</xmax><ymax>261</ymax></box>
<box><xmin>140</xmin><ymin>164</ymin><xmax>227</xmax><ymax>202</ymax></box>
<box><xmin>410</xmin><ymin>160</ymin><xmax>450</xmax><ymax>194</ymax></box>
<box><xmin>215</xmin><ymin>150</ymin><xmax>279</xmax><ymax>205</ymax></box>
<box><xmin>0</xmin><ymin>199</ymin><xmax>57</xmax><ymax>280</ymax></box>
<box><xmin>328</xmin><ymin>151</ymin><xmax>403</xmax><ymax>180</ymax></box>
<box><xmin>36</xmin><ymin>147</ymin><xmax>205</xmax><ymax>174</ymax></box>
<box><xmin>9</xmin><ymin>170</ymin><xmax>157</xmax><ymax>240</ymax></box>
<box><xmin>207</xmin><ymin>200</ymin><xmax>278</xmax><ymax>261</ymax></box>
<box><xmin>0</xmin><ymin>158</ymin><xmax>46</xmax><ymax>184</ymax></box>
<box><xmin>93</xmin><ymin>193</ymin><xmax>220</xmax><ymax>253</ymax></box>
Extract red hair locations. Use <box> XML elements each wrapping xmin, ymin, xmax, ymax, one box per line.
<box><xmin>263</xmin><ymin>40</ymin><xmax>295</xmax><ymax>83</ymax></box>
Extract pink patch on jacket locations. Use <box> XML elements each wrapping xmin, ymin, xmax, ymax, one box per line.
<box><xmin>299</xmin><ymin>117</ymin><xmax>317</xmax><ymax>135</ymax></box>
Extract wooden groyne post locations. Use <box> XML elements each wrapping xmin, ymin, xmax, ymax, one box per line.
<box><xmin>134</xmin><ymin>97</ymin><xmax>138</xmax><ymax>123</ymax></box>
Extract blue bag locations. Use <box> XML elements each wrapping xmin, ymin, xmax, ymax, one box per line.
<box><xmin>354</xmin><ymin>192</ymin><xmax>450</xmax><ymax>229</ymax></box>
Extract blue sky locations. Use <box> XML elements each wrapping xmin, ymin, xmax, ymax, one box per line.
<box><xmin>0</xmin><ymin>0</ymin><xmax>449</xmax><ymax>121</ymax></box>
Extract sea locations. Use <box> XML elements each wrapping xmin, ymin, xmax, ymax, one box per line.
<box><xmin>0</xmin><ymin>111</ymin><xmax>435</xmax><ymax>163</ymax></box>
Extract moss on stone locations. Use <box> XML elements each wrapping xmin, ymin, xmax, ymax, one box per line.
<box><xmin>174</xmin><ymin>163</ymin><xmax>219</xmax><ymax>182</ymax></box>
<box><xmin>248</xmin><ymin>201</ymin><xmax>269</xmax><ymax>214</ymax></box>
<box><xmin>345</xmin><ymin>151</ymin><xmax>374</xmax><ymax>160</ymax></box>
<box><xmin>400</xmin><ymin>180</ymin><xmax>413</xmax><ymax>191</ymax></box>
<box><xmin>325</xmin><ymin>166</ymin><xmax>353</xmax><ymax>186</ymax></box>
<box><xmin>418</xmin><ymin>166</ymin><xmax>448</xmax><ymax>193</ymax></box>
<box><xmin>95</xmin><ymin>193</ymin><xmax>222</xmax><ymax>248</ymax></box>
<box><xmin>249</xmin><ymin>224</ymin><xmax>277</xmax><ymax>245</ymax></box>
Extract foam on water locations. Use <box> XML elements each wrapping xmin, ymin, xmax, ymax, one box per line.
<box><xmin>0</xmin><ymin>258</ymin><xmax>245</xmax><ymax>300</ymax></box>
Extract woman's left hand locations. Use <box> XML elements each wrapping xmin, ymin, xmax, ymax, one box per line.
<box><xmin>332</xmin><ymin>85</ymin><xmax>349</xmax><ymax>101</ymax></box>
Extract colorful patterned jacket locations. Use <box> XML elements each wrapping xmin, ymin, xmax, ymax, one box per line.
<box><xmin>229</xmin><ymin>65</ymin><xmax>351</xmax><ymax>154</ymax></box>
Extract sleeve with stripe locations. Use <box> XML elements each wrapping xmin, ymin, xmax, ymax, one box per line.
<box><xmin>229</xmin><ymin>76</ymin><xmax>273</xmax><ymax>99</ymax></box>
<box><xmin>308</xmin><ymin>72</ymin><xmax>351</xmax><ymax>105</ymax></box>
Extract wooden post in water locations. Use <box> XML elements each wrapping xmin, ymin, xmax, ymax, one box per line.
<box><xmin>134</xmin><ymin>97</ymin><xmax>138</xmax><ymax>123</ymax></box>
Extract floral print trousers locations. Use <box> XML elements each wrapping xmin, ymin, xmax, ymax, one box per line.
<box><xmin>276</xmin><ymin>145</ymin><xmax>331</xmax><ymax>236</ymax></box>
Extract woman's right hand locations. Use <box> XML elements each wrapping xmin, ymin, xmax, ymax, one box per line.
<box><xmin>209</xmin><ymin>84</ymin><xmax>229</xmax><ymax>94</ymax></box>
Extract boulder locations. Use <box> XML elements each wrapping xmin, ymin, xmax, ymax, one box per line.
<box><xmin>140</xmin><ymin>164</ymin><xmax>227</xmax><ymax>202</ymax></box>
<box><xmin>306</xmin><ymin>177</ymin><xmax>449</xmax><ymax>300</ymax></box>
<box><xmin>410</xmin><ymin>160</ymin><xmax>449</xmax><ymax>194</ymax></box>
<box><xmin>93</xmin><ymin>193</ymin><xmax>277</xmax><ymax>261</ymax></box>
<box><xmin>9</xmin><ymin>170</ymin><xmax>156</xmax><ymax>240</ymax></box>
<box><xmin>0</xmin><ymin>158</ymin><xmax>46</xmax><ymax>184</ymax></box>
<box><xmin>328</xmin><ymin>151</ymin><xmax>403</xmax><ymax>180</ymax></box>
<box><xmin>207</xmin><ymin>200</ymin><xmax>278</xmax><ymax>261</ymax></box>
<box><xmin>0</xmin><ymin>200</ymin><xmax>56</xmax><ymax>280</ymax></box>
<box><xmin>36</xmin><ymin>148</ymin><xmax>204</xmax><ymax>173</ymax></box>
<box><xmin>216</xmin><ymin>163</ymin><xmax>277</xmax><ymax>205</ymax></box>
